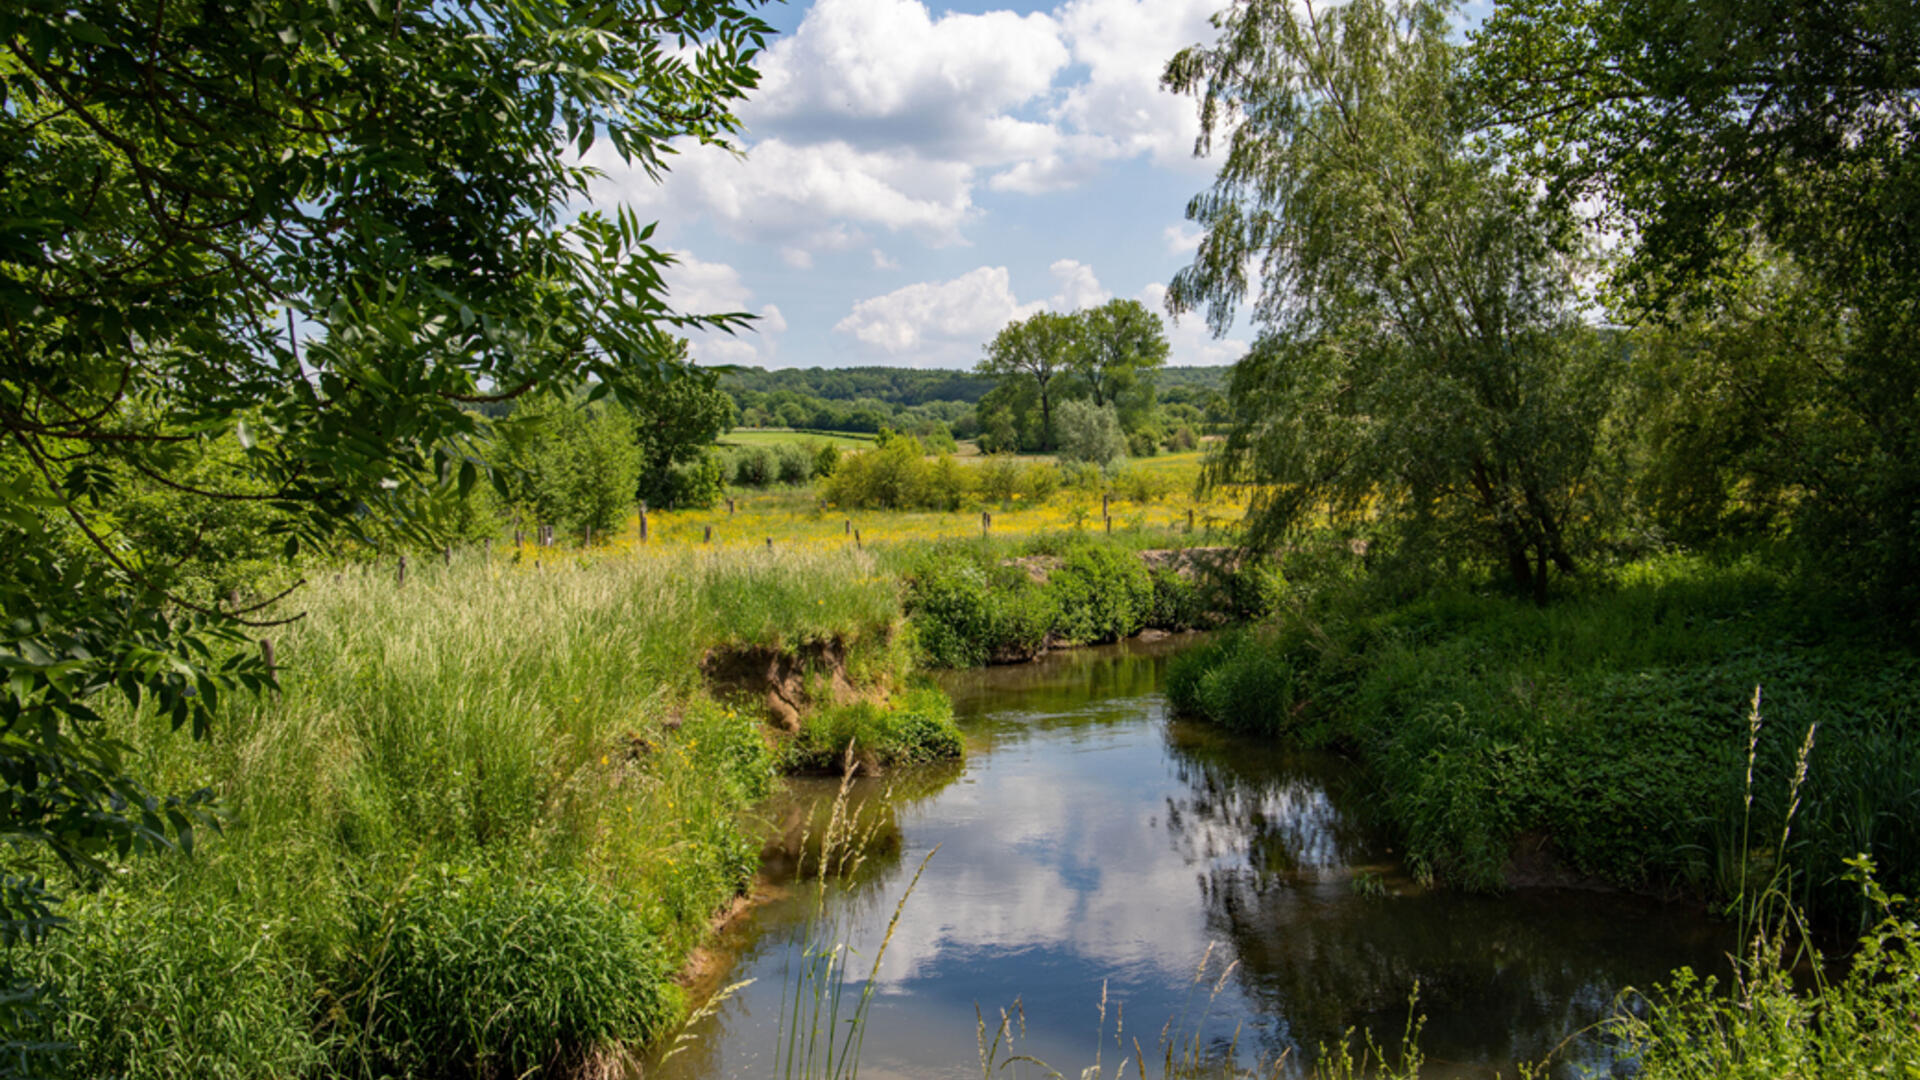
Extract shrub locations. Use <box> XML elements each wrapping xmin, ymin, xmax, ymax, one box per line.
<box><xmin>784</xmin><ymin>687</ymin><xmax>964</xmax><ymax>772</ymax></box>
<box><xmin>906</xmin><ymin>560</ymin><xmax>1056</xmax><ymax>667</ymax></box>
<box><xmin>1148</xmin><ymin>567</ymin><xmax>1208</xmax><ymax>631</ymax></box>
<box><xmin>773</xmin><ymin>442</ymin><xmax>813</xmax><ymax>485</ymax></box>
<box><xmin>976</xmin><ymin>455</ymin><xmax>1022</xmax><ymax>504</ymax></box>
<box><xmin>1055</xmin><ymin>400</ymin><xmax>1128</xmax><ymax>469</ymax></box>
<box><xmin>732</xmin><ymin>445</ymin><xmax>775</xmax><ymax>487</ymax></box>
<box><xmin>811</xmin><ymin>441</ymin><xmax>842</xmax><ymax>479</ymax></box>
<box><xmin>349</xmin><ymin>862</ymin><xmax>677</xmax><ymax>1078</ymax></box>
<box><xmin>1165</xmin><ymin>629</ymin><xmax>1297</xmax><ymax>736</ymax></box>
<box><xmin>1022</xmin><ymin>461</ymin><xmax>1064</xmax><ymax>499</ymax></box>
<box><xmin>659</xmin><ymin>448</ymin><xmax>725</xmax><ymax>509</ymax></box>
<box><xmin>1048</xmin><ymin>544</ymin><xmax>1154</xmax><ymax>645</ymax></box>
<box><xmin>1165</xmin><ymin>426</ymin><xmax>1198</xmax><ymax>452</ymax></box>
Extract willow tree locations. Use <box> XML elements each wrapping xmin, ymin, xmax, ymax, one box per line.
<box><xmin>1164</xmin><ymin>0</ymin><xmax>1614</xmax><ymax>601</ymax></box>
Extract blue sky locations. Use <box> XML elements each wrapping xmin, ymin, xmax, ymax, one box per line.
<box><xmin>584</xmin><ymin>0</ymin><xmax>1488</xmax><ymax>370</ymax></box>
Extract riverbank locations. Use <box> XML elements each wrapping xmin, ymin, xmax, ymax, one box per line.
<box><xmin>21</xmin><ymin>534</ymin><xmax>1257</xmax><ymax>1078</ymax></box>
<box><xmin>1164</xmin><ymin>548</ymin><xmax>1920</xmax><ymax>927</ymax></box>
<box><xmin>22</xmin><ymin>549</ymin><xmax>934</xmax><ymax>1077</ymax></box>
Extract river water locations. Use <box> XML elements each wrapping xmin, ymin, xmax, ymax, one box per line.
<box><xmin>651</xmin><ymin>636</ymin><xmax>1733</xmax><ymax>1079</ymax></box>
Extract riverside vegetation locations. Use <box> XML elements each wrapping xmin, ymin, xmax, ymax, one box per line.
<box><xmin>15</xmin><ymin>526</ymin><xmax>1278</xmax><ymax>1077</ymax></box>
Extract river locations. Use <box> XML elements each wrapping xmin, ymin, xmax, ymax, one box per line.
<box><xmin>650</xmin><ymin>635</ymin><xmax>1733</xmax><ymax>1079</ymax></box>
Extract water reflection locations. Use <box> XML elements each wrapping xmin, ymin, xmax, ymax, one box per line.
<box><xmin>648</xmin><ymin>637</ymin><xmax>1732</xmax><ymax>1080</ymax></box>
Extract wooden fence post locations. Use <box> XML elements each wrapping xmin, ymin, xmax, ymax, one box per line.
<box><xmin>727</xmin><ymin>497</ymin><xmax>735</xmax><ymax>515</ymax></box>
<box><xmin>483</xmin><ymin>538</ymin><xmax>492</xmax><ymax>560</ymax></box>
<box><xmin>854</xmin><ymin>528</ymin><xmax>862</xmax><ymax>549</ymax></box>
<box><xmin>1187</xmin><ymin>508</ymin><xmax>1195</xmax><ymax>532</ymax></box>
<box><xmin>1104</xmin><ymin>515</ymin><xmax>1112</xmax><ymax>535</ymax></box>
<box><xmin>260</xmin><ymin>637</ymin><xmax>275</xmax><ymax>676</ymax></box>
<box><xmin>442</xmin><ymin>545</ymin><xmax>451</xmax><ymax>565</ymax></box>
<box><xmin>638</xmin><ymin>504</ymin><xmax>649</xmax><ymax>542</ymax></box>
<box><xmin>982</xmin><ymin>510</ymin><xmax>991</xmax><ymax>537</ymax></box>
<box><xmin>397</xmin><ymin>555</ymin><xmax>407</xmax><ymax>586</ymax></box>
<box><xmin>585</xmin><ymin>525</ymin><xmax>593</xmax><ymax>547</ymax></box>
<box><xmin>765</xmin><ymin>537</ymin><xmax>772</xmax><ymax>549</ymax></box>
<box><xmin>844</xmin><ymin>519</ymin><xmax>851</xmax><ymax>535</ymax></box>
<box><xmin>1102</xmin><ymin>493</ymin><xmax>1110</xmax><ymax>518</ymax></box>
<box><xmin>704</xmin><ymin>524</ymin><xmax>713</xmax><ymax>544</ymax></box>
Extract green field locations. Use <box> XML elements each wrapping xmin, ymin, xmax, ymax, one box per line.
<box><xmin>719</xmin><ymin>428</ymin><xmax>877</xmax><ymax>450</ymax></box>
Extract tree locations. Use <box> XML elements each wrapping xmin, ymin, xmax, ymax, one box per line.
<box><xmin>1069</xmin><ymin>300</ymin><xmax>1170</xmax><ymax>410</ymax></box>
<box><xmin>0</xmin><ymin>0</ymin><xmax>769</xmax><ymax>1035</ymax></box>
<box><xmin>501</xmin><ymin>399</ymin><xmax>642</xmax><ymax>542</ymax></box>
<box><xmin>979</xmin><ymin>310</ymin><xmax>1077</xmax><ymax>451</ymax></box>
<box><xmin>1164</xmin><ymin>0</ymin><xmax>1612</xmax><ymax>601</ymax></box>
<box><xmin>1055</xmin><ymin>400</ymin><xmax>1129</xmax><ymax>471</ymax></box>
<box><xmin>1472</xmin><ymin>0</ymin><xmax>1920</xmax><ymax>619</ymax></box>
<box><xmin>628</xmin><ymin>345</ymin><xmax>736</xmax><ymax>509</ymax></box>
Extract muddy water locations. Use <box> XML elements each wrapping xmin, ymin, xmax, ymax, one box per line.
<box><xmin>651</xmin><ymin>636</ymin><xmax>1732</xmax><ymax>1079</ymax></box>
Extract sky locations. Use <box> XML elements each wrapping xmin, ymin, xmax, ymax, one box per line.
<box><xmin>583</xmin><ymin>0</ymin><xmax>1489</xmax><ymax>371</ymax></box>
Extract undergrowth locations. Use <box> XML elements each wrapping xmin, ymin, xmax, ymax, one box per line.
<box><xmin>1165</xmin><ymin>547</ymin><xmax>1920</xmax><ymax>926</ymax></box>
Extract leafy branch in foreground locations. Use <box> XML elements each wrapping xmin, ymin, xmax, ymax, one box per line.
<box><xmin>0</xmin><ymin>0</ymin><xmax>772</xmax><ymax>1057</ymax></box>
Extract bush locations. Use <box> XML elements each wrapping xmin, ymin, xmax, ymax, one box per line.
<box><xmin>811</xmin><ymin>441</ymin><xmax>842</xmax><ymax>479</ymax></box>
<box><xmin>732</xmin><ymin>445</ymin><xmax>775</xmax><ymax>487</ymax></box>
<box><xmin>1048</xmin><ymin>544</ymin><xmax>1154</xmax><ymax>645</ymax></box>
<box><xmin>503</xmin><ymin>398</ymin><xmax>642</xmax><ymax>541</ymax></box>
<box><xmin>1165</xmin><ymin>426</ymin><xmax>1198</xmax><ymax>452</ymax></box>
<box><xmin>976</xmin><ymin>455</ymin><xmax>1022</xmax><ymax>504</ymax></box>
<box><xmin>350</xmin><ymin>862</ymin><xmax>677</xmax><ymax>1078</ymax></box>
<box><xmin>907</xmin><ymin>560</ymin><xmax>1056</xmax><ymax>667</ymax></box>
<box><xmin>659</xmin><ymin>448</ymin><xmax>725</xmax><ymax>509</ymax></box>
<box><xmin>1023</xmin><ymin>461</ymin><xmax>1064</xmax><ymax>500</ymax></box>
<box><xmin>1165</xmin><ymin>629</ymin><xmax>1297</xmax><ymax>736</ymax></box>
<box><xmin>784</xmin><ymin>687</ymin><xmax>964</xmax><ymax>773</ymax></box>
<box><xmin>774</xmin><ymin>443</ymin><xmax>814</xmax><ymax>485</ymax></box>
<box><xmin>1147</xmin><ymin>567</ymin><xmax>1208</xmax><ymax>631</ymax></box>
<box><xmin>1055</xmin><ymin>400</ymin><xmax>1128</xmax><ymax>469</ymax></box>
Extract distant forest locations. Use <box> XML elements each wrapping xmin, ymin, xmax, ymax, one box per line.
<box><xmin>718</xmin><ymin>364</ymin><xmax>1231</xmax><ymax>439</ymax></box>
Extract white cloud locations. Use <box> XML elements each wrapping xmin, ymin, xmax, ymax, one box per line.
<box><xmin>835</xmin><ymin>260</ymin><xmax>1124</xmax><ymax>365</ymax></box>
<box><xmin>1046</xmin><ymin>258</ymin><xmax>1111</xmax><ymax>310</ymax></box>
<box><xmin>1054</xmin><ymin>0</ymin><xmax>1219</xmax><ymax>168</ymax></box>
<box><xmin>1138</xmin><ymin>281</ymin><xmax>1249</xmax><ymax>366</ymax></box>
<box><xmin>1163</xmin><ymin>222</ymin><xmax>1204</xmax><ymax>255</ymax></box>
<box><xmin>591</xmin><ymin>137</ymin><xmax>977</xmax><ymax>247</ymax></box>
<box><xmin>871</xmin><ymin>248</ymin><xmax>901</xmax><ymax>271</ymax></box>
<box><xmin>780</xmin><ymin>246</ymin><xmax>814</xmax><ymax>269</ymax></box>
<box><xmin>749</xmin><ymin>0</ymin><xmax>1070</xmax><ymax>164</ymax></box>
<box><xmin>834</xmin><ymin>266</ymin><xmax>1043</xmax><ymax>363</ymax></box>
<box><xmin>662</xmin><ymin>251</ymin><xmax>786</xmax><ymax>367</ymax></box>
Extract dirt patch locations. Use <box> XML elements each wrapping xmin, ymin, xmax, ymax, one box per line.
<box><xmin>1137</xmin><ymin>546</ymin><xmax>1242</xmax><ymax>578</ymax></box>
<box><xmin>700</xmin><ymin>638</ymin><xmax>861</xmax><ymax>732</ymax></box>
<box><xmin>1004</xmin><ymin>554</ymin><xmax>1063</xmax><ymax>584</ymax></box>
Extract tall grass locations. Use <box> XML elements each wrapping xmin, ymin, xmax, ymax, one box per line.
<box><xmin>26</xmin><ymin>548</ymin><xmax>908</xmax><ymax>1077</ymax></box>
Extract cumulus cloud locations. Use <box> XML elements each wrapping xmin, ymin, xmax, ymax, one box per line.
<box><xmin>748</xmin><ymin>0</ymin><xmax>1069</xmax><ymax>164</ymax></box>
<box><xmin>1053</xmin><ymin>0</ymin><xmax>1220</xmax><ymax>169</ymax></box>
<box><xmin>834</xmin><ymin>260</ymin><xmax>1124</xmax><ymax>365</ymax></box>
<box><xmin>1163</xmin><ymin>222</ymin><xmax>1205</xmax><ymax>255</ymax></box>
<box><xmin>1137</xmin><ymin>281</ymin><xmax>1249</xmax><ymax>367</ymax></box>
<box><xmin>590</xmin><ymin>137</ymin><xmax>977</xmax><ymax>247</ymax></box>
<box><xmin>583</xmin><ymin>0</ymin><xmax>1227</xmax><ymax>265</ymax></box>
<box><xmin>662</xmin><ymin>251</ymin><xmax>786</xmax><ymax>366</ymax></box>
<box><xmin>834</xmin><ymin>266</ymin><xmax>1042</xmax><ymax>364</ymax></box>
